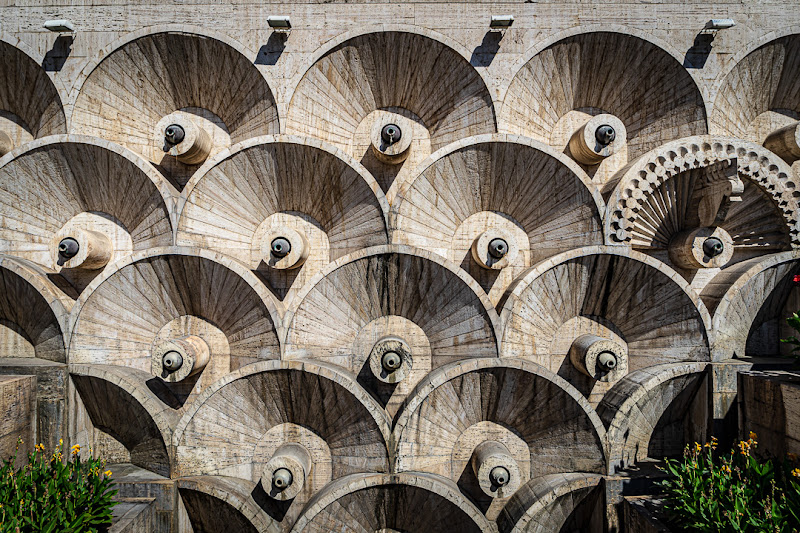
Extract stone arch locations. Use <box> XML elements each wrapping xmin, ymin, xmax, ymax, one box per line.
<box><xmin>285</xmin><ymin>28</ymin><xmax>496</xmax><ymax>157</ymax></box>
<box><xmin>68</xmin><ymin>247</ymin><xmax>282</xmax><ymax>404</ymax></box>
<box><xmin>603</xmin><ymin>136</ymin><xmax>800</xmax><ymax>253</ymax></box>
<box><xmin>177</xmin><ymin>476</ymin><xmax>278</xmax><ymax>533</ymax></box>
<box><xmin>289</xmin><ymin>472</ymin><xmax>494</xmax><ymax>533</ymax></box>
<box><xmin>70</xmin><ymin>364</ymin><xmax>177</xmax><ymax>477</ymax></box>
<box><xmin>0</xmin><ymin>255</ymin><xmax>71</xmax><ymax>362</ymax></box>
<box><xmin>0</xmin><ymin>33</ymin><xmax>67</xmax><ymax>140</ymax></box>
<box><xmin>497</xmin><ymin>473</ymin><xmax>604</xmax><ymax>533</ymax></box>
<box><xmin>177</xmin><ymin>135</ymin><xmax>389</xmax><ymax>302</ymax></box>
<box><xmin>599</xmin><ymin>362</ymin><xmax>708</xmax><ymax>472</ymax></box>
<box><xmin>501</xmin><ymin>30</ymin><xmax>707</xmax><ymax>163</ymax></box>
<box><xmin>70</xmin><ymin>26</ymin><xmax>279</xmax><ymax>188</ymax></box>
<box><xmin>393</xmin><ymin>358</ymin><xmax>608</xmax><ymax>480</ymax></box>
<box><xmin>702</xmin><ymin>250</ymin><xmax>800</xmax><ymax>359</ymax></box>
<box><xmin>391</xmin><ymin>133</ymin><xmax>605</xmax><ymax>303</ymax></box>
<box><xmin>710</xmin><ymin>30</ymin><xmax>800</xmax><ymax>140</ymax></box>
<box><xmin>500</xmin><ymin>246</ymin><xmax>711</xmax><ymax>368</ymax></box>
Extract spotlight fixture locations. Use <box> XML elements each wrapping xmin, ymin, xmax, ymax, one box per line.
<box><xmin>267</xmin><ymin>16</ymin><xmax>291</xmax><ymax>30</ymax></box>
<box><xmin>706</xmin><ymin>19</ymin><xmax>736</xmax><ymax>30</ymax></box>
<box><xmin>43</xmin><ymin>19</ymin><xmax>75</xmax><ymax>32</ymax></box>
<box><xmin>490</xmin><ymin>15</ymin><xmax>514</xmax><ymax>29</ymax></box>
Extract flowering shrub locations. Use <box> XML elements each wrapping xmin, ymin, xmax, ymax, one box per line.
<box><xmin>0</xmin><ymin>440</ymin><xmax>117</xmax><ymax>533</ymax></box>
<box><xmin>659</xmin><ymin>433</ymin><xmax>800</xmax><ymax>532</ymax></box>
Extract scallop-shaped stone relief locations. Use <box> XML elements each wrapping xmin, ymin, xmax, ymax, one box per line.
<box><xmin>68</xmin><ymin>249</ymin><xmax>281</xmax><ymax>407</ymax></box>
<box><xmin>0</xmin><ymin>136</ymin><xmax>175</xmax><ymax>292</ymax></box>
<box><xmin>392</xmin><ymin>134</ymin><xmax>604</xmax><ymax>303</ymax></box>
<box><xmin>394</xmin><ymin>359</ymin><xmax>607</xmax><ymax>519</ymax></box>
<box><xmin>0</xmin><ymin>37</ymin><xmax>66</xmax><ymax>152</ymax></box>
<box><xmin>174</xmin><ymin>360</ymin><xmax>391</xmax><ymax>527</ymax></box>
<box><xmin>177</xmin><ymin>136</ymin><xmax>389</xmax><ymax>303</ymax></box>
<box><xmin>502</xmin><ymin>31</ymin><xmax>707</xmax><ymax>184</ymax></box>
<box><xmin>289</xmin><ymin>473</ymin><xmax>493</xmax><ymax>533</ymax></box>
<box><xmin>286</xmin><ymin>30</ymin><xmax>496</xmax><ymax>193</ymax></box>
<box><xmin>283</xmin><ymin>245</ymin><xmax>500</xmax><ymax>416</ymax></box>
<box><xmin>501</xmin><ymin>246</ymin><xmax>710</xmax><ymax>404</ymax></box>
<box><xmin>71</xmin><ymin>30</ymin><xmax>279</xmax><ymax>188</ymax></box>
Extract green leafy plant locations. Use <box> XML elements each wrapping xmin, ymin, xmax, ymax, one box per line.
<box><xmin>0</xmin><ymin>439</ymin><xmax>117</xmax><ymax>533</ymax></box>
<box><xmin>658</xmin><ymin>433</ymin><xmax>800</xmax><ymax>532</ymax></box>
<box><xmin>780</xmin><ymin>312</ymin><xmax>800</xmax><ymax>359</ymax></box>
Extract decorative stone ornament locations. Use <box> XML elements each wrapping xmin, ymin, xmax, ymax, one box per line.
<box><xmin>668</xmin><ymin>226</ymin><xmax>734</xmax><ymax>269</ymax></box>
<box><xmin>569</xmin><ymin>334</ymin><xmax>628</xmax><ymax>383</ymax></box>
<box><xmin>261</xmin><ymin>443</ymin><xmax>312</xmax><ymax>501</ymax></box>
<box><xmin>50</xmin><ymin>226</ymin><xmax>113</xmax><ymax>270</ymax></box>
<box><xmin>370</xmin><ymin>112</ymin><xmax>413</xmax><ymax>164</ymax></box>
<box><xmin>368</xmin><ymin>336</ymin><xmax>412</xmax><ymax>383</ymax></box>
<box><xmin>764</xmin><ymin>121</ymin><xmax>800</xmax><ymax>164</ymax></box>
<box><xmin>471</xmin><ymin>440</ymin><xmax>522</xmax><ymax>498</ymax></box>
<box><xmin>151</xmin><ymin>335</ymin><xmax>210</xmax><ymax>382</ymax></box>
<box><xmin>155</xmin><ymin>112</ymin><xmax>212</xmax><ymax>165</ymax></box>
<box><xmin>260</xmin><ymin>226</ymin><xmax>309</xmax><ymax>269</ymax></box>
<box><xmin>471</xmin><ymin>228</ymin><xmax>519</xmax><ymax>270</ymax></box>
<box><xmin>568</xmin><ymin>114</ymin><xmax>627</xmax><ymax>166</ymax></box>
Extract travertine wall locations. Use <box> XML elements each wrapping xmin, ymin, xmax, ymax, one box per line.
<box><xmin>1</xmin><ymin>1</ymin><xmax>800</xmax><ymax>531</ymax></box>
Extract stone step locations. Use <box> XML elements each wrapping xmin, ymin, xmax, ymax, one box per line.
<box><xmin>110</xmin><ymin>497</ymin><xmax>157</xmax><ymax>533</ymax></box>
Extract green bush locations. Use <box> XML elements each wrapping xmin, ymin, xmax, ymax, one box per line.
<box><xmin>658</xmin><ymin>433</ymin><xmax>800</xmax><ymax>532</ymax></box>
<box><xmin>0</xmin><ymin>440</ymin><xmax>117</xmax><ymax>533</ymax></box>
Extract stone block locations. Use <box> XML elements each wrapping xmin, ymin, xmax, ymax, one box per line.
<box><xmin>739</xmin><ymin>370</ymin><xmax>800</xmax><ymax>458</ymax></box>
<box><xmin>0</xmin><ymin>374</ymin><xmax>35</xmax><ymax>465</ymax></box>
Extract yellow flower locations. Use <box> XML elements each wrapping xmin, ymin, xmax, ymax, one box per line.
<box><xmin>793</xmin><ymin>468</ymin><xmax>800</xmax><ymax>478</ymax></box>
<box><xmin>104</xmin><ymin>470</ymin><xmax>112</xmax><ymax>476</ymax></box>
<box><xmin>35</xmin><ymin>443</ymin><xmax>44</xmax><ymax>452</ymax></box>
<box><xmin>70</xmin><ymin>444</ymin><xmax>80</xmax><ymax>456</ymax></box>
<box><xmin>722</xmin><ymin>464</ymin><xmax>731</xmax><ymax>474</ymax></box>
<box><xmin>694</xmin><ymin>442</ymin><xmax>702</xmax><ymax>454</ymax></box>
<box><xmin>738</xmin><ymin>440</ymin><xmax>751</xmax><ymax>456</ymax></box>
<box><xmin>749</xmin><ymin>431</ymin><xmax>758</xmax><ymax>440</ymax></box>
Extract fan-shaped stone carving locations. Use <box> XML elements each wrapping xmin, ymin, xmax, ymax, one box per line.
<box><xmin>603</xmin><ymin>137</ymin><xmax>799</xmax><ymax>275</ymax></box>
<box><xmin>599</xmin><ymin>362</ymin><xmax>708</xmax><ymax>472</ymax></box>
<box><xmin>177</xmin><ymin>136</ymin><xmax>389</xmax><ymax>302</ymax></box>
<box><xmin>290</xmin><ymin>472</ymin><xmax>493</xmax><ymax>533</ymax></box>
<box><xmin>502</xmin><ymin>31</ymin><xmax>706</xmax><ymax>177</ymax></box>
<box><xmin>71</xmin><ymin>29</ymin><xmax>279</xmax><ymax>188</ymax></box>
<box><xmin>394</xmin><ymin>358</ymin><xmax>606</xmax><ymax>520</ymax></box>
<box><xmin>286</xmin><ymin>29</ymin><xmax>496</xmax><ymax>192</ymax></box>
<box><xmin>702</xmin><ymin>251</ymin><xmax>800</xmax><ymax>359</ymax></box>
<box><xmin>501</xmin><ymin>247</ymin><xmax>710</xmax><ymax>403</ymax></box>
<box><xmin>497</xmin><ymin>473</ymin><xmax>603</xmax><ymax>533</ymax></box>
<box><xmin>178</xmin><ymin>476</ymin><xmax>278</xmax><ymax>533</ymax></box>
<box><xmin>283</xmin><ymin>245</ymin><xmax>500</xmax><ymax>415</ymax></box>
<box><xmin>0</xmin><ymin>255</ymin><xmax>71</xmax><ymax>362</ymax></box>
<box><xmin>0</xmin><ymin>36</ymin><xmax>66</xmax><ymax>150</ymax></box>
<box><xmin>712</xmin><ymin>33</ymin><xmax>800</xmax><ymax>143</ymax></box>
<box><xmin>69</xmin><ymin>248</ymin><xmax>281</xmax><ymax>405</ymax></box>
<box><xmin>0</xmin><ymin>136</ymin><xmax>175</xmax><ymax>292</ymax></box>
<box><xmin>174</xmin><ymin>360</ymin><xmax>390</xmax><ymax>527</ymax></box>
<box><xmin>392</xmin><ymin>134</ymin><xmax>604</xmax><ymax>303</ymax></box>
<box><xmin>70</xmin><ymin>364</ymin><xmax>177</xmax><ymax>476</ymax></box>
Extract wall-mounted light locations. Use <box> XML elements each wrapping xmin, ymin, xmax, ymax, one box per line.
<box><xmin>490</xmin><ymin>15</ymin><xmax>514</xmax><ymax>29</ymax></box>
<box><xmin>706</xmin><ymin>19</ymin><xmax>736</xmax><ymax>30</ymax></box>
<box><xmin>268</xmin><ymin>16</ymin><xmax>291</xmax><ymax>31</ymax></box>
<box><xmin>43</xmin><ymin>19</ymin><xmax>75</xmax><ymax>32</ymax></box>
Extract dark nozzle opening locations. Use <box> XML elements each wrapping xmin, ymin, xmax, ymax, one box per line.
<box><xmin>271</xmin><ymin>237</ymin><xmax>291</xmax><ymax>258</ymax></box>
<box><xmin>597</xmin><ymin>351</ymin><xmax>617</xmax><ymax>371</ymax></box>
<box><xmin>272</xmin><ymin>468</ymin><xmax>293</xmax><ymax>490</ymax></box>
<box><xmin>58</xmin><ymin>237</ymin><xmax>80</xmax><ymax>259</ymax></box>
<box><xmin>489</xmin><ymin>466</ymin><xmax>510</xmax><ymax>487</ymax></box>
<box><xmin>382</xmin><ymin>351</ymin><xmax>402</xmax><ymax>372</ymax></box>
<box><xmin>595</xmin><ymin>124</ymin><xmax>616</xmax><ymax>146</ymax></box>
<box><xmin>703</xmin><ymin>236</ymin><xmax>724</xmax><ymax>258</ymax></box>
<box><xmin>162</xmin><ymin>350</ymin><xmax>183</xmax><ymax>372</ymax></box>
<box><xmin>488</xmin><ymin>238</ymin><xmax>508</xmax><ymax>259</ymax></box>
<box><xmin>164</xmin><ymin>124</ymin><xmax>186</xmax><ymax>145</ymax></box>
<box><xmin>381</xmin><ymin>124</ymin><xmax>402</xmax><ymax>145</ymax></box>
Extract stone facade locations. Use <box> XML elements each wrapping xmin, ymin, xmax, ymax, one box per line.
<box><xmin>1</xmin><ymin>1</ymin><xmax>800</xmax><ymax>531</ymax></box>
